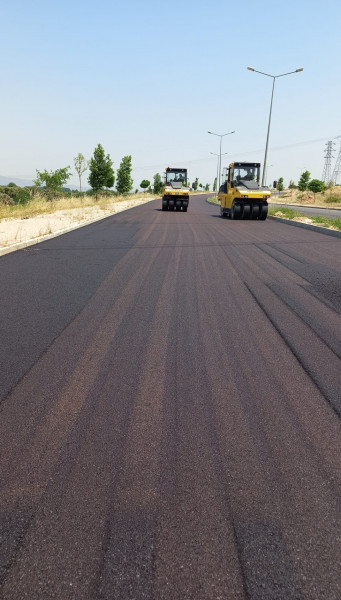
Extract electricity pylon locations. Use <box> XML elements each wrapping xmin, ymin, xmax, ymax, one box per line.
<box><xmin>322</xmin><ymin>141</ymin><xmax>335</xmax><ymax>185</ymax></box>
<box><xmin>331</xmin><ymin>137</ymin><xmax>341</xmax><ymax>185</ymax></box>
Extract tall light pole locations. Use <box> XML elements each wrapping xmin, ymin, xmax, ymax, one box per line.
<box><xmin>208</xmin><ymin>130</ymin><xmax>235</xmax><ymax>191</ymax></box>
<box><xmin>210</xmin><ymin>151</ymin><xmax>228</xmax><ymax>193</ymax></box>
<box><xmin>247</xmin><ymin>66</ymin><xmax>303</xmax><ymax>187</ymax></box>
<box><xmin>265</xmin><ymin>164</ymin><xmax>273</xmax><ymax>187</ymax></box>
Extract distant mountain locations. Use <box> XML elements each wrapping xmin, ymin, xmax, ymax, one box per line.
<box><xmin>0</xmin><ymin>175</ymin><xmax>34</xmax><ymax>187</ymax></box>
<box><xmin>0</xmin><ymin>176</ymin><xmax>82</xmax><ymax>190</ymax></box>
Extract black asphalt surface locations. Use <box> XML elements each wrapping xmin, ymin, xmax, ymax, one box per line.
<box><xmin>1</xmin><ymin>194</ymin><xmax>340</xmax><ymax>599</ymax></box>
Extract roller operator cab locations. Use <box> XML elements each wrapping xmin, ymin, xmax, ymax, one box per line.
<box><xmin>218</xmin><ymin>162</ymin><xmax>270</xmax><ymax>220</ymax></box>
<box><xmin>162</xmin><ymin>167</ymin><xmax>190</xmax><ymax>212</ymax></box>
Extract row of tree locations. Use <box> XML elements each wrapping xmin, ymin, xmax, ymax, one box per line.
<box><xmin>34</xmin><ymin>144</ymin><xmax>134</xmax><ymax>198</ymax></box>
<box><xmin>276</xmin><ymin>172</ymin><xmax>327</xmax><ymax>196</ymax></box>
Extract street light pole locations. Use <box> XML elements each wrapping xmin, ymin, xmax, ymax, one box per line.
<box><xmin>247</xmin><ymin>66</ymin><xmax>303</xmax><ymax>187</ymax></box>
<box><xmin>208</xmin><ymin>130</ymin><xmax>235</xmax><ymax>192</ymax></box>
<box><xmin>265</xmin><ymin>164</ymin><xmax>273</xmax><ymax>187</ymax></box>
<box><xmin>210</xmin><ymin>151</ymin><xmax>228</xmax><ymax>192</ymax></box>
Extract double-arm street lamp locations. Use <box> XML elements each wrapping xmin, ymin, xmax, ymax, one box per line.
<box><xmin>210</xmin><ymin>151</ymin><xmax>228</xmax><ymax>193</ymax></box>
<box><xmin>247</xmin><ymin>66</ymin><xmax>303</xmax><ymax>187</ymax></box>
<box><xmin>208</xmin><ymin>130</ymin><xmax>235</xmax><ymax>192</ymax></box>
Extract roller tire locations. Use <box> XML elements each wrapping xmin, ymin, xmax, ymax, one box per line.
<box><xmin>259</xmin><ymin>204</ymin><xmax>268</xmax><ymax>220</ymax></box>
<box><xmin>251</xmin><ymin>204</ymin><xmax>260</xmax><ymax>219</ymax></box>
<box><xmin>243</xmin><ymin>204</ymin><xmax>251</xmax><ymax>220</ymax></box>
<box><xmin>175</xmin><ymin>200</ymin><xmax>181</xmax><ymax>211</ymax></box>
<box><xmin>168</xmin><ymin>199</ymin><xmax>175</xmax><ymax>211</ymax></box>
<box><xmin>231</xmin><ymin>202</ymin><xmax>242</xmax><ymax>220</ymax></box>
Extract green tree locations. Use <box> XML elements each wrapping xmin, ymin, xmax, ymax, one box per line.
<box><xmin>308</xmin><ymin>179</ymin><xmax>325</xmax><ymax>201</ymax></box>
<box><xmin>116</xmin><ymin>156</ymin><xmax>133</xmax><ymax>195</ymax></box>
<box><xmin>288</xmin><ymin>179</ymin><xmax>295</xmax><ymax>199</ymax></box>
<box><xmin>277</xmin><ymin>177</ymin><xmax>284</xmax><ymax>192</ymax></box>
<box><xmin>298</xmin><ymin>170</ymin><xmax>310</xmax><ymax>192</ymax></box>
<box><xmin>88</xmin><ymin>144</ymin><xmax>115</xmax><ymax>198</ymax></box>
<box><xmin>74</xmin><ymin>153</ymin><xmax>89</xmax><ymax>192</ymax></box>
<box><xmin>15</xmin><ymin>189</ymin><xmax>30</xmax><ymax>205</ymax></box>
<box><xmin>213</xmin><ymin>177</ymin><xmax>217</xmax><ymax>192</ymax></box>
<box><xmin>204</xmin><ymin>184</ymin><xmax>209</xmax><ymax>191</ymax></box>
<box><xmin>34</xmin><ymin>167</ymin><xmax>72</xmax><ymax>196</ymax></box>
<box><xmin>153</xmin><ymin>173</ymin><xmax>163</xmax><ymax>195</ymax></box>
<box><xmin>140</xmin><ymin>179</ymin><xmax>150</xmax><ymax>191</ymax></box>
<box><xmin>192</xmin><ymin>178</ymin><xmax>199</xmax><ymax>191</ymax></box>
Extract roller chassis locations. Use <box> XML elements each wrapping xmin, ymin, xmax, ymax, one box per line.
<box><xmin>162</xmin><ymin>167</ymin><xmax>189</xmax><ymax>212</ymax></box>
<box><xmin>218</xmin><ymin>162</ymin><xmax>270</xmax><ymax>221</ymax></box>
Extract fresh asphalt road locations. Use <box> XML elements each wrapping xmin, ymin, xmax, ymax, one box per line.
<box><xmin>1</xmin><ymin>195</ymin><xmax>340</xmax><ymax>599</ymax></box>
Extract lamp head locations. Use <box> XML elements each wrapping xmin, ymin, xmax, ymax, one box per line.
<box><xmin>296</xmin><ymin>68</ymin><xmax>304</xmax><ymax>72</ymax></box>
<box><xmin>247</xmin><ymin>67</ymin><xmax>255</xmax><ymax>71</ymax></box>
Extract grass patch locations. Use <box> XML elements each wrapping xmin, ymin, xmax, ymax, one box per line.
<box><xmin>310</xmin><ymin>217</ymin><xmax>341</xmax><ymax>231</ymax></box>
<box><xmin>268</xmin><ymin>206</ymin><xmax>301</xmax><ymax>219</ymax></box>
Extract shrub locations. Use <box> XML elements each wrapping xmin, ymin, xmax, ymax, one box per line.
<box><xmin>3</xmin><ymin>186</ymin><xmax>19</xmax><ymax>199</ymax></box>
<box><xmin>0</xmin><ymin>192</ymin><xmax>14</xmax><ymax>205</ymax></box>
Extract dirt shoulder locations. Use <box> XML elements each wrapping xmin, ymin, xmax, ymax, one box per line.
<box><xmin>0</xmin><ymin>197</ymin><xmax>156</xmax><ymax>256</ymax></box>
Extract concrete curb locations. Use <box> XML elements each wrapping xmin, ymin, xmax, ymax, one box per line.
<box><xmin>268</xmin><ymin>216</ymin><xmax>341</xmax><ymax>238</ymax></box>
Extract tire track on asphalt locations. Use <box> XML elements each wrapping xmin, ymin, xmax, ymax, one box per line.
<box><xmin>152</xmin><ymin>225</ymin><xmax>246</xmax><ymax>600</ymax></box>
<box><xmin>0</xmin><ymin>230</ymin><xmax>173</xmax><ymax>593</ymax></box>
<box><xmin>220</xmin><ymin>243</ymin><xmax>341</xmax><ymax>416</ymax></box>
<box><xmin>196</xmin><ymin>241</ymin><xmax>341</xmax><ymax>599</ymax></box>
<box><xmin>98</xmin><ymin>241</ymin><xmax>182</xmax><ymax>600</ymax></box>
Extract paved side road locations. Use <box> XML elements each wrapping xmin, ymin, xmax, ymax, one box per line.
<box><xmin>0</xmin><ymin>195</ymin><xmax>340</xmax><ymax>599</ymax></box>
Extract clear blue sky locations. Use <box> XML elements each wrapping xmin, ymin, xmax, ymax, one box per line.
<box><xmin>1</xmin><ymin>0</ymin><xmax>340</xmax><ymax>189</ymax></box>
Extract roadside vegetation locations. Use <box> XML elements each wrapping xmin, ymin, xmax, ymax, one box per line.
<box><xmin>272</xmin><ymin>171</ymin><xmax>341</xmax><ymax>207</ymax></box>
<box><xmin>0</xmin><ymin>143</ymin><xmax>160</xmax><ymax>222</ymax></box>
<box><xmin>0</xmin><ymin>191</ymin><xmax>157</xmax><ymax>222</ymax></box>
<box><xmin>273</xmin><ymin>186</ymin><xmax>341</xmax><ymax>207</ymax></box>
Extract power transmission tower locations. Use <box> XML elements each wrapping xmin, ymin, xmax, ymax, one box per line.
<box><xmin>331</xmin><ymin>139</ymin><xmax>341</xmax><ymax>185</ymax></box>
<box><xmin>322</xmin><ymin>141</ymin><xmax>335</xmax><ymax>184</ymax></box>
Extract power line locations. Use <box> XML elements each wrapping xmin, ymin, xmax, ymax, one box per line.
<box><xmin>133</xmin><ymin>135</ymin><xmax>340</xmax><ymax>171</ymax></box>
<box><xmin>2</xmin><ymin>134</ymin><xmax>340</xmax><ymax>180</ymax></box>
